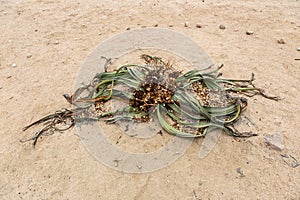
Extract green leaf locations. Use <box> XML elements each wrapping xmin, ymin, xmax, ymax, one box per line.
<box><xmin>156</xmin><ymin>104</ymin><xmax>203</xmax><ymax>138</ymax></box>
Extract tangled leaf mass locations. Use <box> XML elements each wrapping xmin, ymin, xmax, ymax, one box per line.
<box><xmin>22</xmin><ymin>54</ymin><xmax>280</xmax><ymax>147</ymax></box>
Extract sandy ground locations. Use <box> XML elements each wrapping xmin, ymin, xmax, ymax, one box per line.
<box><xmin>0</xmin><ymin>0</ymin><xmax>300</xmax><ymax>199</ymax></box>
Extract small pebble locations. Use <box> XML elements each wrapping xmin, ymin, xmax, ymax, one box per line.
<box><xmin>26</xmin><ymin>54</ymin><xmax>32</xmax><ymax>58</ymax></box>
<box><xmin>113</xmin><ymin>161</ymin><xmax>119</xmax><ymax>167</ymax></box>
<box><xmin>126</xmin><ymin>27</ymin><xmax>130</xmax><ymax>30</ymax></box>
<box><xmin>246</xmin><ymin>30</ymin><xmax>254</xmax><ymax>35</ymax></box>
<box><xmin>196</xmin><ymin>24</ymin><xmax>202</xmax><ymax>28</ymax></box>
<box><xmin>98</xmin><ymin>32</ymin><xmax>102</xmax><ymax>35</ymax></box>
<box><xmin>153</xmin><ymin>24</ymin><xmax>158</xmax><ymax>27</ymax></box>
<box><xmin>297</xmin><ymin>47</ymin><xmax>300</xmax><ymax>51</ymax></box>
<box><xmin>184</xmin><ymin>21</ymin><xmax>189</xmax><ymax>27</ymax></box>
<box><xmin>236</xmin><ymin>167</ymin><xmax>245</xmax><ymax>177</ymax></box>
<box><xmin>54</xmin><ymin>40</ymin><xmax>59</xmax><ymax>45</ymax></box>
<box><xmin>264</xmin><ymin>132</ymin><xmax>284</xmax><ymax>151</ymax></box>
<box><xmin>219</xmin><ymin>24</ymin><xmax>226</xmax><ymax>29</ymax></box>
<box><xmin>277</xmin><ymin>39</ymin><xmax>285</xmax><ymax>44</ymax></box>
<box><xmin>270</xmin><ymin>157</ymin><xmax>275</xmax><ymax>161</ymax></box>
<box><xmin>11</xmin><ymin>63</ymin><xmax>17</xmax><ymax>67</ymax></box>
<box><xmin>169</xmin><ymin>24</ymin><xmax>174</xmax><ymax>27</ymax></box>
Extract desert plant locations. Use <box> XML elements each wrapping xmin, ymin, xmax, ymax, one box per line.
<box><xmin>22</xmin><ymin>55</ymin><xmax>279</xmax><ymax>147</ymax></box>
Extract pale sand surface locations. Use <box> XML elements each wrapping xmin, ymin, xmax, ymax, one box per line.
<box><xmin>0</xmin><ymin>0</ymin><xmax>299</xmax><ymax>199</ymax></box>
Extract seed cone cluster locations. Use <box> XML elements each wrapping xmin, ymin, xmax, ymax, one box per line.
<box><xmin>129</xmin><ymin>60</ymin><xmax>180</xmax><ymax>116</ymax></box>
<box><xmin>130</xmin><ymin>83</ymin><xmax>174</xmax><ymax>113</ymax></box>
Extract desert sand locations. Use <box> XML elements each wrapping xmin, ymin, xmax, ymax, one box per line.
<box><xmin>0</xmin><ymin>0</ymin><xmax>299</xmax><ymax>199</ymax></box>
